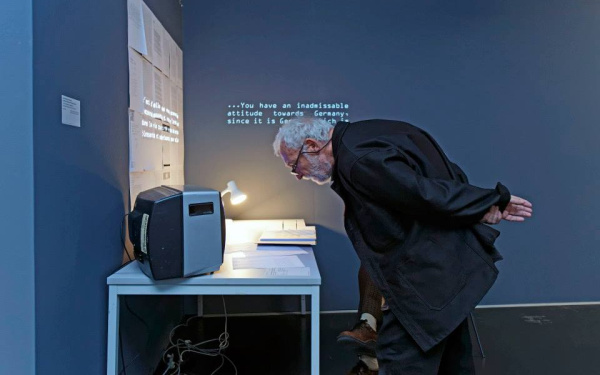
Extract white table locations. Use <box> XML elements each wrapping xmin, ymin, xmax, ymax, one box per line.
<box><xmin>106</xmin><ymin>220</ymin><xmax>321</xmax><ymax>375</ymax></box>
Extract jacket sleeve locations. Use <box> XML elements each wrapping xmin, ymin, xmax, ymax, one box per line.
<box><xmin>449</xmin><ymin>161</ymin><xmax>469</xmax><ymax>183</ymax></box>
<box><xmin>349</xmin><ymin>148</ymin><xmax>510</xmax><ymax>225</ymax></box>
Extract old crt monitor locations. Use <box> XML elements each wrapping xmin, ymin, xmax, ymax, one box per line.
<box><xmin>128</xmin><ymin>185</ymin><xmax>226</xmax><ymax>280</ymax></box>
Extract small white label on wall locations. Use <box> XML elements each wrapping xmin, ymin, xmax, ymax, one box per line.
<box><xmin>61</xmin><ymin>95</ymin><xmax>81</xmax><ymax>127</ymax></box>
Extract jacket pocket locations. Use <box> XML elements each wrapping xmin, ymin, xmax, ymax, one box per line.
<box><xmin>355</xmin><ymin>208</ymin><xmax>407</xmax><ymax>251</ymax></box>
<box><xmin>395</xmin><ymin>236</ymin><xmax>466</xmax><ymax>311</ymax></box>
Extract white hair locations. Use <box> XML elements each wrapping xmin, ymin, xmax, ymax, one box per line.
<box><xmin>272</xmin><ymin>117</ymin><xmax>334</xmax><ymax>156</ymax></box>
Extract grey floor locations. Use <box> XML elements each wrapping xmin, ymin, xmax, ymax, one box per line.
<box><xmin>470</xmin><ymin>305</ymin><xmax>600</xmax><ymax>375</ymax></box>
<box><xmin>154</xmin><ymin>304</ymin><xmax>600</xmax><ymax>374</ymax></box>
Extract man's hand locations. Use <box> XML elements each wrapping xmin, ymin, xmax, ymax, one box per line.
<box><xmin>481</xmin><ymin>195</ymin><xmax>533</xmax><ymax>225</ymax></box>
<box><xmin>502</xmin><ymin>195</ymin><xmax>533</xmax><ymax>222</ymax></box>
<box><xmin>481</xmin><ymin>205</ymin><xmax>502</xmax><ymax>224</ymax></box>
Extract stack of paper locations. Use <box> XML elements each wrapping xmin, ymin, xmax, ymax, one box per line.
<box><xmin>258</xmin><ymin>226</ymin><xmax>317</xmax><ymax>245</ymax></box>
<box><xmin>224</xmin><ymin>221</ymin><xmax>316</xmax><ymax>276</ymax></box>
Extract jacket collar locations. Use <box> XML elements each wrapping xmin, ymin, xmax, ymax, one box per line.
<box><xmin>332</xmin><ymin>121</ymin><xmax>350</xmax><ymax>161</ymax></box>
<box><xmin>330</xmin><ymin>121</ymin><xmax>350</xmax><ymax>189</ymax></box>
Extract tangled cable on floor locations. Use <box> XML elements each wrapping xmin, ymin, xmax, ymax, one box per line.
<box><xmin>161</xmin><ymin>296</ymin><xmax>237</xmax><ymax>375</ymax></box>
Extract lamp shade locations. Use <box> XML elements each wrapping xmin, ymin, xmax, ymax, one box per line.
<box><xmin>221</xmin><ymin>180</ymin><xmax>247</xmax><ymax>205</ymax></box>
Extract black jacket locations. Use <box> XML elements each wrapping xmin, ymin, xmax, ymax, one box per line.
<box><xmin>330</xmin><ymin>120</ymin><xmax>510</xmax><ymax>351</ymax></box>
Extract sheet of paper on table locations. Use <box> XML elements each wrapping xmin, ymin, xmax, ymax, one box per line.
<box><xmin>225</xmin><ymin>242</ymin><xmax>257</xmax><ymax>253</ymax></box>
<box><xmin>264</xmin><ymin>267</ymin><xmax>311</xmax><ymax>277</ymax></box>
<box><xmin>226</xmin><ymin>244</ymin><xmax>308</xmax><ymax>257</ymax></box>
<box><xmin>232</xmin><ymin>255</ymin><xmax>305</xmax><ymax>270</ymax></box>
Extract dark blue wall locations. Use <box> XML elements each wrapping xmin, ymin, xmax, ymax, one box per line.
<box><xmin>32</xmin><ymin>0</ymin><xmax>181</xmax><ymax>373</ymax></box>
<box><xmin>184</xmin><ymin>0</ymin><xmax>600</xmax><ymax>311</ymax></box>
<box><xmin>0</xmin><ymin>1</ymin><xmax>35</xmax><ymax>374</ymax></box>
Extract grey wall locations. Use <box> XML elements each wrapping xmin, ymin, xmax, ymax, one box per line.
<box><xmin>31</xmin><ymin>0</ymin><xmax>182</xmax><ymax>373</ymax></box>
<box><xmin>33</xmin><ymin>0</ymin><xmax>129</xmax><ymax>372</ymax></box>
<box><xmin>184</xmin><ymin>0</ymin><xmax>600</xmax><ymax>311</ymax></box>
<box><xmin>0</xmin><ymin>1</ymin><xmax>35</xmax><ymax>374</ymax></box>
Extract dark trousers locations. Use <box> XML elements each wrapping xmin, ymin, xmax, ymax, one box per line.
<box><xmin>377</xmin><ymin>309</ymin><xmax>475</xmax><ymax>375</ymax></box>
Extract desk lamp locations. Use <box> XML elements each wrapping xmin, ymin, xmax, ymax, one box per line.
<box><xmin>221</xmin><ymin>180</ymin><xmax>247</xmax><ymax>205</ymax></box>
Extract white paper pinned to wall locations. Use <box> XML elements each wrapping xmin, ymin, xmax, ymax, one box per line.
<box><xmin>171</xmin><ymin>168</ymin><xmax>184</xmax><ymax>185</ymax></box>
<box><xmin>162</xmin><ymin>77</ymin><xmax>171</xmax><ymax>121</ymax></box>
<box><xmin>129</xmin><ymin>111</ymin><xmax>162</xmax><ymax>173</ymax></box>
<box><xmin>176</xmin><ymin>46</ymin><xmax>183</xmax><ymax>88</ymax></box>
<box><xmin>141</xmin><ymin>2</ymin><xmax>154</xmax><ymax>63</ymax></box>
<box><xmin>152</xmin><ymin>67</ymin><xmax>164</xmax><ymax>120</ymax></box>
<box><xmin>169</xmin><ymin>35</ymin><xmax>177</xmax><ymax>80</ymax></box>
<box><xmin>160</xmin><ymin>23</ymin><xmax>171</xmax><ymax>75</ymax></box>
<box><xmin>162</xmin><ymin>138</ymin><xmax>171</xmax><ymax>167</ymax></box>
<box><xmin>127</xmin><ymin>0</ymin><xmax>147</xmax><ymax>55</ymax></box>
<box><xmin>170</xmin><ymin>81</ymin><xmax>179</xmax><ymax>122</ymax></box>
<box><xmin>128</xmin><ymin>48</ymin><xmax>144</xmax><ymax>113</ymax></box>
<box><xmin>130</xmin><ymin>170</ymin><xmax>158</xmax><ymax>205</ymax></box>
<box><xmin>61</xmin><ymin>95</ymin><xmax>81</xmax><ymax>127</ymax></box>
<box><xmin>177</xmin><ymin>87</ymin><xmax>184</xmax><ymax>126</ymax></box>
<box><xmin>141</xmin><ymin>58</ymin><xmax>154</xmax><ymax>117</ymax></box>
<box><xmin>152</xmin><ymin>17</ymin><xmax>166</xmax><ymax>73</ymax></box>
<box><xmin>156</xmin><ymin>166</ymin><xmax>172</xmax><ymax>185</ymax></box>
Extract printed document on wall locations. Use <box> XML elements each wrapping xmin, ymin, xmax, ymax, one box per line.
<box><xmin>168</xmin><ymin>135</ymin><xmax>182</xmax><ymax>170</ymax></box>
<box><xmin>130</xmin><ymin>171</ymin><xmax>158</xmax><ymax>205</ymax></box>
<box><xmin>141</xmin><ymin>2</ymin><xmax>154</xmax><ymax>63</ymax></box>
<box><xmin>169</xmin><ymin>35</ymin><xmax>177</xmax><ymax>80</ymax></box>
<box><xmin>152</xmin><ymin>67</ymin><xmax>165</xmax><ymax>120</ymax></box>
<box><xmin>172</xmin><ymin>168</ymin><xmax>184</xmax><ymax>185</ymax></box>
<box><xmin>162</xmin><ymin>139</ymin><xmax>171</xmax><ymax>168</ymax></box>
<box><xmin>160</xmin><ymin>23</ymin><xmax>171</xmax><ymax>76</ymax></box>
<box><xmin>177</xmin><ymin>87</ymin><xmax>184</xmax><ymax>126</ymax></box>
<box><xmin>162</xmin><ymin>77</ymin><xmax>172</xmax><ymax>124</ymax></box>
<box><xmin>142</xmin><ymin>58</ymin><xmax>154</xmax><ymax>116</ymax></box>
<box><xmin>127</xmin><ymin>0</ymin><xmax>147</xmax><ymax>55</ymax></box>
<box><xmin>151</xmin><ymin>17</ymin><xmax>166</xmax><ymax>73</ymax></box>
<box><xmin>156</xmin><ymin>167</ymin><xmax>172</xmax><ymax>186</ymax></box>
<box><xmin>128</xmin><ymin>48</ymin><xmax>144</xmax><ymax>113</ymax></box>
<box><xmin>129</xmin><ymin>110</ymin><xmax>162</xmax><ymax>173</ymax></box>
<box><xmin>170</xmin><ymin>83</ymin><xmax>180</xmax><ymax>127</ymax></box>
<box><xmin>176</xmin><ymin>46</ymin><xmax>183</xmax><ymax>88</ymax></box>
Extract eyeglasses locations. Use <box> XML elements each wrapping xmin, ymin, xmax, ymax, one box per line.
<box><xmin>290</xmin><ymin>138</ymin><xmax>332</xmax><ymax>176</ymax></box>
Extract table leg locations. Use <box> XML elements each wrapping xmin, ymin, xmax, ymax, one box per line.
<box><xmin>197</xmin><ymin>295</ymin><xmax>204</xmax><ymax>317</ymax></box>
<box><xmin>106</xmin><ymin>286</ymin><xmax>120</xmax><ymax>375</ymax></box>
<box><xmin>310</xmin><ymin>286</ymin><xmax>320</xmax><ymax>375</ymax></box>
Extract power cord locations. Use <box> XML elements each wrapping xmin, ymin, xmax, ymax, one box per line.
<box><xmin>118</xmin><ymin>212</ymin><xmax>133</xmax><ymax>375</ymax></box>
<box><xmin>161</xmin><ymin>296</ymin><xmax>237</xmax><ymax>375</ymax></box>
<box><xmin>121</xmin><ymin>213</ymin><xmax>132</xmax><ymax>261</ymax></box>
<box><xmin>118</xmin><ymin>296</ymin><xmax>151</xmax><ymax>375</ymax></box>
<box><xmin>119</xmin><ymin>329</ymin><xmax>127</xmax><ymax>375</ymax></box>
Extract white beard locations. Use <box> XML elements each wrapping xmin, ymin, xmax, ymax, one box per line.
<box><xmin>303</xmin><ymin>153</ymin><xmax>332</xmax><ymax>185</ymax></box>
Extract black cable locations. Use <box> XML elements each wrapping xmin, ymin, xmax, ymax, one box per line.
<box><xmin>117</xmin><ymin>212</ymin><xmax>137</xmax><ymax>375</ymax></box>
<box><xmin>121</xmin><ymin>213</ymin><xmax>132</xmax><ymax>261</ymax></box>
<box><xmin>118</xmin><ymin>297</ymin><xmax>152</xmax><ymax>375</ymax></box>
<box><xmin>124</xmin><ymin>296</ymin><xmax>151</xmax><ymax>332</ymax></box>
<box><xmin>119</xmin><ymin>328</ymin><xmax>127</xmax><ymax>375</ymax></box>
